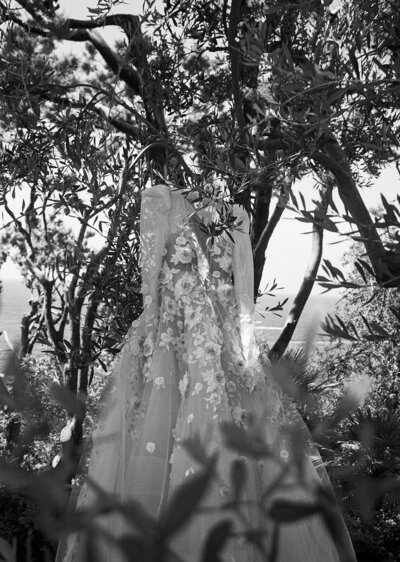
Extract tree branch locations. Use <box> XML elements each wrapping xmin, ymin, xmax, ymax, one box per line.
<box><xmin>66</xmin><ymin>14</ymin><xmax>139</xmax><ymax>35</ymax></box>
<box><xmin>253</xmin><ymin>181</ymin><xmax>290</xmax><ymax>297</ymax></box>
<box><xmin>85</xmin><ymin>30</ymin><xmax>141</xmax><ymax>95</ymax></box>
<box><xmin>259</xmin><ymin>135</ymin><xmax>302</xmax><ymax>153</ymax></box>
<box><xmin>42</xmin><ymin>279</ymin><xmax>67</xmax><ymax>361</ymax></box>
<box><xmin>313</xmin><ymin>137</ymin><xmax>400</xmax><ymax>285</ymax></box>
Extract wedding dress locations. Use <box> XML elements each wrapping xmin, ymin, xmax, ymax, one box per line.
<box><xmin>58</xmin><ymin>185</ymin><xmax>356</xmax><ymax>562</ymax></box>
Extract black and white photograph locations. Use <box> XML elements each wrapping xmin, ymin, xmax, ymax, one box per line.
<box><xmin>0</xmin><ymin>1</ymin><xmax>399</xmax><ymax>560</ymax></box>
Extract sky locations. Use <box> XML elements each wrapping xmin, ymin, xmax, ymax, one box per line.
<box><xmin>1</xmin><ymin>0</ymin><xmax>399</xmax><ymax>295</ymax></box>
<box><xmin>262</xmin><ymin>165</ymin><xmax>399</xmax><ymax>293</ymax></box>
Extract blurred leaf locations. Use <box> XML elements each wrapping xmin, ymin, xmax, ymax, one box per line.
<box><xmin>114</xmin><ymin>534</ymin><xmax>154</xmax><ymax>562</ymax></box>
<box><xmin>83</xmin><ymin>528</ymin><xmax>102</xmax><ymax>562</ymax></box>
<box><xmin>269</xmin><ymin>522</ymin><xmax>280</xmax><ymax>562</ymax></box>
<box><xmin>0</xmin><ymin>459</ymin><xmax>32</xmax><ymax>488</ymax></box>
<box><xmin>182</xmin><ymin>433</ymin><xmax>210</xmax><ymax>466</ymax></box>
<box><xmin>332</xmin><ymin>386</ymin><xmax>364</xmax><ymax>425</ymax></box>
<box><xmin>158</xmin><ymin>459</ymin><xmax>215</xmax><ymax>538</ymax></box>
<box><xmin>83</xmin><ymin>476</ymin><xmax>158</xmax><ymax>537</ymax></box>
<box><xmin>221</xmin><ymin>423</ymin><xmax>271</xmax><ymax>459</ymax></box>
<box><xmin>201</xmin><ymin>520</ymin><xmax>232</xmax><ymax>562</ymax></box>
<box><xmin>230</xmin><ymin>458</ymin><xmax>247</xmax><ymax>502</ymax></box>
<box><xmin>285</xmin><ymin>425</ymin><xmax>308</xmax><ymax>481</ymax></box>
<box><xmin>0</xmin><ymin>537</ymin><xmax>17</xmax><ymax>562</ymax></box>
<box><xmin>270</xmin><ymin>361</ymin><xmax>305</xmax><ymax>400</ymax></box>
<box><xmin>268</xmin><ymin>499</ymin><xmax>320</xmax><ymax>522</ymax></box>
<box><xmin>49</xmin><ymin>383</ymin><xmax>85</xmax><ymax>417</ymax></box>
<box><xmin>119</xmin><ymin>500</ymin><xmax>158</xmax><ymax>537</ymax></box>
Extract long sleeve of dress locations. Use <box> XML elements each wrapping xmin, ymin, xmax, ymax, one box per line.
<box><xmin>140</xmin><ymin>184</ymin><xmax>171</xmax><ymax>306</ymax></box>
<box><xmin>231</xmin><ymin>205</ymin><xmax>258</xmax><ymax>365</ymax></box>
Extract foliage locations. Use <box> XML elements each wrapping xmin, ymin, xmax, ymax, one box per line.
<box><xmin>0</xmin><ymin>352</ymin><xmax>109</xmax><ymax>562</ymax></box>
<box><xmin>0</xmin><ymin>486</ymin><xmax>55</xmax><ymax>562</ymax></box>
<box><xmin>345</xmin><ymin>509</ymin><xmax>400</xmax><ymax>562</ymax></box>
<box><xmin>2</xmin><ymin>0</ymin><xmax>400</xmax><ymax>368</ymax></box>
<box><xmin>0</xmin><ymin>356</ymin><xmax>63</xmax><ymax>468</ymax></box>
<box><xmin>308</xmin><ymin>239</ymin><xmax>400</xmax><ymax>560</ymax></box>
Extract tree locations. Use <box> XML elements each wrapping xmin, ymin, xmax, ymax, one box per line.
<box><xmin>2</xmin><ymin>0</ymin><xmax>400</xmax><ymax>461</ymax></box>
<box><xmin>0</xmin><ymin>35</ymin><xmax>143</xmax><ymax>470</ymax></box>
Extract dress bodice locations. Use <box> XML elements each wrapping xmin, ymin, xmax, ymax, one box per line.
<box><xmin>160</xmin><ymin>221</ymin><xmax>235</xmax><ymax>309</ymax></box>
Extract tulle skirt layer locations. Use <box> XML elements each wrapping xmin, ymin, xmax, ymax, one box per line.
<box><xmin>58</xmin><ymin>328</ymin><xmax>352</xmax><ymax>562</ymax></box>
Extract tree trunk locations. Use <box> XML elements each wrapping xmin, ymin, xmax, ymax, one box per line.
<box><xmin>268</xmin><ymin>181</ymin><xmax>330</xmax><ymax>360</ymax></box>
<box><xmin>253</xmin><ymin>176</ymin><xmax>291</xmax><ymax>298</ymax></box>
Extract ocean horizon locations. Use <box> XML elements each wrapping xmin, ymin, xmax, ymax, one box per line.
<box><xmin>0</xmin><ymin>276</ymin><xmax>339</xmax><ymax>372</ymax></box>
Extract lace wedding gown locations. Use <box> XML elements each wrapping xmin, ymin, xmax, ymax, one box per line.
<box><xmin>58</xmin><ymin>185</ymin><xmax>356</xmax><ymax>562</ymax></box>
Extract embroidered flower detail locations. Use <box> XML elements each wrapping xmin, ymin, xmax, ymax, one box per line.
<box><xmin>192</xmin><ymin>382</ymin><xmax>203</xmax><ymax>395</ymax></box>
<box><xmin>216</xmin><ymin>253</ymin><xmax>231</xmax><ymax>271</ymax></box>
<box><xmin>185</xmin><ymin>466</ymin><xmax>195</xmax><ymax>478</ymax></box>
<box><xmin>216</xmin><ymin>282</ymin><xmax>232</xmax><ymax>302</ymax></box>
<box><xmin>232</xmin><ymin>406</ymin><xmax>245</xmax><ymax>424</ymax></box>
<box><xmin>211</xmin><ymin>244</ymin><xmax>221</xmax><ymax>256</ymax></box>
<box><xmin>160</xmin><ymin>331</ymin><xmax>175</xmax><ymax>348</ymax></box>
<box><xmin>142</xmin><ymin>335</ymin><xmax>154</xmax><ymax>356</ymax></box>
<box><xmin>127</xmin><ymin>335</ymin><xmax>140</xmax><ymax>355</ymax></box>
<box><xmin>144</xmin><ymin>295</ymin><xmax>153</xmax><ymax>307</ymax></box>
<box><xmin>159</xmin><ymin>264</ymin><xmax>175</xmax><ymax>285</ymax></box>
<box><xmin>163</xmin><ymin>296</ymin><xmax>177</xmax><ymax>319</ymax></box>
<box><xmin>146</xmin><ymin>442</ymin><xmax>155</xmax><ymax>454</ymax></box>
<box><xmin>154</xmin><ymin>376</ymin><xmax>165</xmax><ymax>389</ymax></box>
<box><xmin>219</xmin><ymin>486</ymin><xmax>229</xmax><ymax>498</ymax></box>
<box><xmin>280</xmin><ymin>449</ymin><xmax>289</xmax><ymax>461</ymax></box>
<box><xmin>187</xmin><ymin>413</ymin><xmax>194</xmax><ymax>424</ymax></box>
<box><xmin>176</xmin><ymin>235</ymin><xmax>188</xmax><ymax>246</ymax></box>
<box><xmin>171</xmin><ymin>244</ymin><xmax>194</xmax><ymax>265</ymax></box>
<box><xmin>226</xmin><ymin>380</ymin><xmax>237</xmax><ymax>393</ymax></box>
<box><xmin>233</xmin><ymin>357</ymin><xmax>246</xmax><ymax>374</ymax></box>
<box><xmin>175</xmin><ymin>272</ymin><xmax>196</xmax><ymax>299</ymax></box>
<box><xmin>204</xmin><ymin>341</ymin><xmax>221</xmax><ymax>361</ymax></box>
<box><xmin>193</xmin><ymin>331</ymin><xmax>206</xmax><ymax>347</ymax></box>
<box><xmin>179</xmin><ymin>373</ymin><xmax>189</xmax><ymax>397</ymax></box>
<box><xmin>185</xmin><ymin>305</ymin><xmax>202</xmax><ymax>329</ymax></box>
<box><xmin>206</xmin><ymin>392</ymin><xmax>222</xmax><ymax>409</ymax></box>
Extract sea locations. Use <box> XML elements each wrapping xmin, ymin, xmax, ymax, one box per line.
<box><xmin>0</xmin><ymin>277</ymin><xmax>339</xmax><ymax>373</ymax></box>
